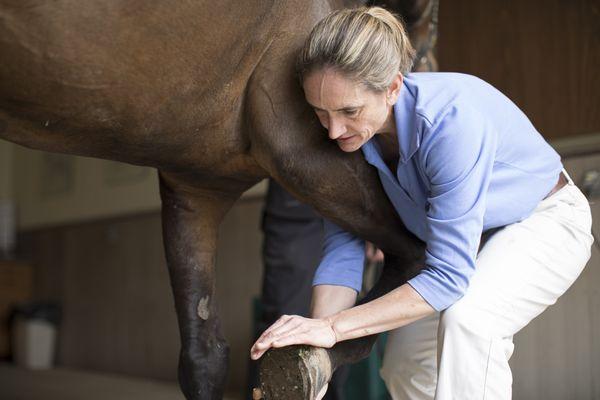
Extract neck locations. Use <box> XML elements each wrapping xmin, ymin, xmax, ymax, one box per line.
<box><xmin>377</xmin><ymin>105</ymin><xmax>397</xmax><ymax>138</ymax></box>
<box><xmin>376</xmin><ymin>106</ymin><xmax>399</xmax><ymax>157</ymax></box>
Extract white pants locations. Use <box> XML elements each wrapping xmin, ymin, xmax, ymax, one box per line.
<box><xmin>380</xmin><ymin>170</ymin><xmax>594</xmax><ymax>400</ymax></box>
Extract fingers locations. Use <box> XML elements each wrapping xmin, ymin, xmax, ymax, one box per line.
<box><xmin>261</xmin><ymin>314</ymin><xmax>293</xmax><ymax>338</ymax></box>
<box><xmin>365</xmin><ymin>241</ymin><xmax>384</xmax><ymax>263</ymax></box>
<box><xmin>255</xmin><ymin>314</ymin><xmax>294</xmax><ymax>345</ymax></box>
<box><xmin>252</xmin><ymin>388</ymin><xmax>263</xmax><ymax>400</ymax></box>
<box><xmin>269</xmin><ymin>332</ymin><xmax>305</xmax><ymax>348</ymax></box>
<box><xmin>270</xmin><ymin>318</ymin><xmax>304</xmax><ymax>339</ymax></box>
<box><xmin>250</xmin><ymin>346</ymin><xmax>268</xmax><ymax>360</ymax></box>
<box><xmin>375</xmin><ymin>248</ymin><xmax>384</xmax><ymax>262</ymax></box>
<box><xmin>250</xmin><ymin>316</ymin><xmax>337</xmax><ymax>360</ymax></box>
<box><xmin>251</xmin><ymin>315</ymin><xmax>302</xmax><ymax>359</ymax></box>
<box><xmin>252</xmin><ymin>330</ymin><xmax>308</xmax><ymax>361</ymax></box>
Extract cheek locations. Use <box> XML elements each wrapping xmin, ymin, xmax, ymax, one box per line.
<box><xmin>360</xmin><ymin>118</ymin><xmax>377</xmax><ymax>137</ymax></box>
<box><xmin>366</xmin><ymin>111</ymin><xmax>386</xmax><ymax>136</ymax></box>
<box><xmin>348</xmin><ymin>122</ymin><xmax>368</xmax><ymax>139</ymax></box>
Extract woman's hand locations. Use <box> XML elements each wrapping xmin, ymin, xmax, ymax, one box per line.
<box><xmin>365</xmin><ymin>241</ymin><xmax>384</xmax><ymax>263</ymax></box>
<box><xmin>250</xmin><ymin>315</ymin><xmax>338</xmax><ymax>360</ymax></box>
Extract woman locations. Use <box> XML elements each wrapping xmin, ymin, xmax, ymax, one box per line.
<box><xmin>250</xmin><ymin>6</ymin><xmax>593</xmax><ymax>399</ymax></box>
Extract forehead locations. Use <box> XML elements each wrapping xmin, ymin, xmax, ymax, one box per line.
<box><xmin>303</xmin><ymin>68</ymin><xmax>370</xmax><ymax>110</ymax></box>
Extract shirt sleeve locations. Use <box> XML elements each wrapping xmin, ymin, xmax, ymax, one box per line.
<box><xmin>312</xmin><ymin>219</ymin><xmax>365</xmax><ymax>293</ymax></box>
<box><xmin>407</xmin><ymin>105</ymin><xmax>497</xmax><ymax>311</ymax></box>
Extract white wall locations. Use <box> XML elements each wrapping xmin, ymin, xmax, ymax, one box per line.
<box><xmin>9</xmin><ymin>145</ymin><xmax>267</xmax><ymax>230</ymax></box>
<box><xmin>12</xmin><ymin>146</ymin><xmax>161</xmax><ymax>229</ymax></box>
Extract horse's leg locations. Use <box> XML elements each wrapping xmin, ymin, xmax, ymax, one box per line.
<box><xmin>159</xmin><ymin>171</ymin><xmax>255</xmax><ymax>400</ymax></box>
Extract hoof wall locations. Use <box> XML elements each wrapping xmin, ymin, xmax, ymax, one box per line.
<box><xmin>258</xmin><ymin>345</ymin><xmax>332</xmax><ymax>400</ymax></box>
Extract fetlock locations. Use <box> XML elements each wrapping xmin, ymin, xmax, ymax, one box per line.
<box><xmin>178</xmin><ymin>341</ymin><xmax>230</xmax><ymax>400</ymax></box>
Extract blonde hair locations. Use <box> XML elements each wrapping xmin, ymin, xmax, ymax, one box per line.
<box><xmin>297</xmin><ymin>6</ymin><xmax>415</xmax><ymax>92</ymax></box>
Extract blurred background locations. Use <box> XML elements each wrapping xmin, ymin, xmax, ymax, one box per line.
<box><xmin>1</xmin><ymin>1</ymin><xmax>599</xmax><ymax>399</ymax></box>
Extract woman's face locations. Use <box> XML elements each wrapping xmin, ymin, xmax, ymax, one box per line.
<box><xmin>302</xmin><ymin>67</ymin><xmax>397</xmax><ymax>152</ymax></box>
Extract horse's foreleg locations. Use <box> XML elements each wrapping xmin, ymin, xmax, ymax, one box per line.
<box><xmin>159</xmin><ymin>172</ymin><xmax>251</xmax><ymax>400</ymax></box>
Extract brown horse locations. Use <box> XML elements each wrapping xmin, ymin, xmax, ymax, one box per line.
<box><xmin>0</xmin><ymin>1</ymin><xmax>436</xmax><ymax>398</ymax></box>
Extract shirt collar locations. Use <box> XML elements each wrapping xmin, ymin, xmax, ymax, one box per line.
<box><xmin>362</xmin><ymin>77</ymin><xmax>420</xmax><ymax>168</ymax></box>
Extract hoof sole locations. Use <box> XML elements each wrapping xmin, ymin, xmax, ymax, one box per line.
<box><xmin>258</xmin><ymin>345</ymin><xmax>332</xmax><ymax>400</ymax></box>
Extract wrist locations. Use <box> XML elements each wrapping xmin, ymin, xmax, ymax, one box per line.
<box><xmin>325</xmin><ymin>315</ymin><xmax>341</xmax><ymax>344</ymax></box>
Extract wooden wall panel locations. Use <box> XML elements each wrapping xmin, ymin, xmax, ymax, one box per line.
<box><xmin>0</xmin><ymin>261</ymin><xmax>33</xmax><ymax>358</ymax></box>
<box><xmin>438</xmin><ymin>0</ymin><xmax>600</xmax><ymax>140</ymax></box>
<box><xmin>19</xmin><ymin>213</ymin><xmax>180</xmax><ymax>380</ymax></box>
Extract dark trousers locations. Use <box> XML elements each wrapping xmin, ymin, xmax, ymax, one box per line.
<box><xmin>248</xmin><ymin>180</ymin><xmax>348</xmax><ymax>400</ymax></box>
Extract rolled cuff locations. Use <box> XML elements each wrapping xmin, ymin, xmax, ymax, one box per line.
<box><xmin>312</xmin><ymin>258</ymin><xmax>364</xmax><ymax>293</ymax></box>
<box><xmin>407</xmin><ymin>269</ymin><xmax>466</xmax><ymax>311</ymax></box>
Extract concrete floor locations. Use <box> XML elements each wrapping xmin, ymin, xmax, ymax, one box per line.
<box><xmin>0</xmin><ymin>363</ymin><xmax>242</xmax><ymax>400</ymax></box>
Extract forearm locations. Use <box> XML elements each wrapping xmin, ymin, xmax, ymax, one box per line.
<box><xmin>250</xmin><ymin>270</ymin><xmax>429</xmax><ymax>362</ymax></box>
<box><xmin>328</xmin><ymin>283</ymin><xmax>435</xmax><ymax>342</ymax></box>
<box><xmin>310</xmin><ymin>284</ymin><xmax>358</xmax><ymax>319</ymax></box>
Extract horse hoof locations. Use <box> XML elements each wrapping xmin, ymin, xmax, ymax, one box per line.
<box><xmin>258</xmin><ymin>345</ymin><xmax>332</xmax><ymax>400</ymax></box>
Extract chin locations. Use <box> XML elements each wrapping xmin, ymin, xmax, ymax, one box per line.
<box><xmin>338</xmin><ymin>141</ymin><xmax>361</xmax><ymax>153</ymax></box>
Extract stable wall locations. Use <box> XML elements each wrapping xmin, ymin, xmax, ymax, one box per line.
<box><xmin>3</xmin><ymin>1</ymin><xmax>599</xmax><ymax>397</ymax></box>
<box><xmin>0</xmin><ymin>140</ymin><xmax>13</xmax><ymax>201</ymax></box>
<box><xmin>7</xmin><ymin>144</ymin><xmax>266</xmax><ymax>230</ymax></box>
<box><xmin>19</xmin><ymin>198</ymin><xmax>264</xmax><ymax>396</ymax></box>
<box><xmin>438</xmin><ymin>0</ymin><xmax>599</xmax><ymax>141</ymax></box>
<box><xmin>11</xmin><ymin>146</ymin><xmax>160</xmax><ymax>229</ymax></box>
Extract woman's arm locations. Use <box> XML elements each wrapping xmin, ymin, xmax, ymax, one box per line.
<box><xmin>311</xmin><ymin>284</ymin><xmax>357</xmax><ymax>318</ymax></box>
<box><xmin>250</xmin><ymin>282</ymin><xmax>434</xmax><ymax>359</ymax></box>
<box><xmin>329</xmin><ymin>283</ymin><xmax>433</xmax><ymax>342</ymax></box>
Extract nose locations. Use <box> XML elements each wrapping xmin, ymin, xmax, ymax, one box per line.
<box><xmin>327</xmin><ymin>116</ymin><xmax>347</xmax><ymax>140</ymax></box>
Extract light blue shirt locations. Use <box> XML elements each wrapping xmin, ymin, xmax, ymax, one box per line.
<box><xmin>313</xmin><ymin>72</ymin><xmax>563</xmax><ymax>311</ymax></box>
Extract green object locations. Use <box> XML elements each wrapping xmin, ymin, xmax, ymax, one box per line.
<box><xmin>344</xmin><ymin>333</ymin><xmax>390</xmax><ymax>400</ymax></box>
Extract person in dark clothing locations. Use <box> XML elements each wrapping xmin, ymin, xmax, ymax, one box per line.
<box><xmin>248</xmin><ymin>180</ymin><xmax>348</xmax><ymax>400</ymax></box>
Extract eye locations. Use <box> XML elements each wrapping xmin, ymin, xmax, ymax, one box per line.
<box><xmin>343</xmin><ymin>109</ymin><xmax>359</xmax><ymax>117</ymax></box>
<box><xmin>313</xmin><ymin>110</ymin><xmax>328</xmax><ymax>127</ymax></box>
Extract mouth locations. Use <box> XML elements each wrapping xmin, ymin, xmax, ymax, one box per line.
<box><xmin>337</xmin><ymin>135</ymin><xmax>353</xmax><ymax>141</ymax></box>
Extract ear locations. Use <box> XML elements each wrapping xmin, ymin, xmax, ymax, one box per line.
<box><xmin>386</xmin><ymin>72</ymin><xmax>404</xmax><ymax>105</ymax></box>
